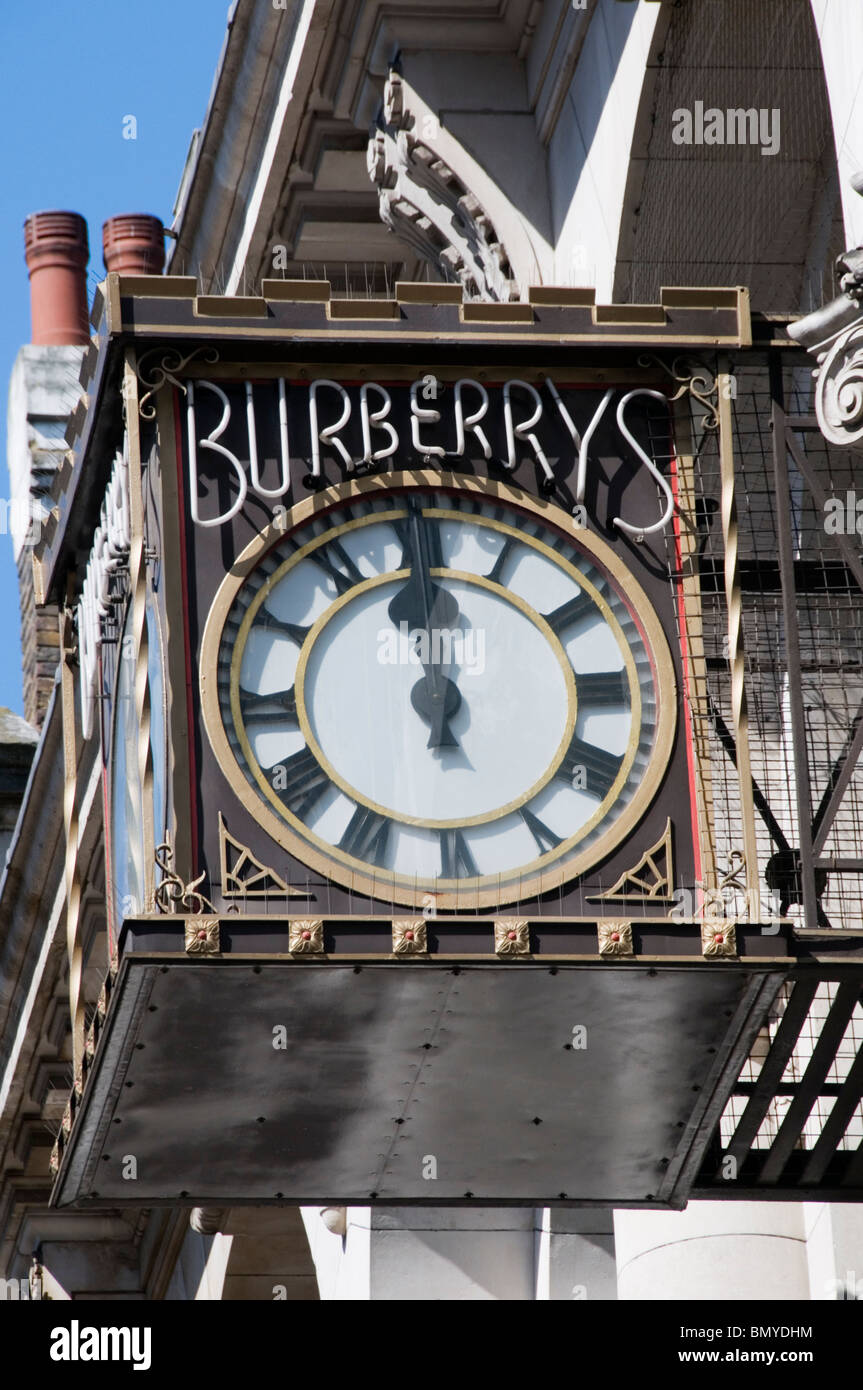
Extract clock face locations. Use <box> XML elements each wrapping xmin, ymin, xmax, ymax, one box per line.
<box><xmin>110</xmin><ymin>603</ymin><xmax>146</xmax><ymax>923</ymax></box>
<box><xmin>109</xmin><ymin>592</ymin><xmax>168</xmax><ymax>930</ymax></box>
<box><xmin>202</xmin><ymin>475</ymin><xmax>675</xmax><ymax>908</ymax></box>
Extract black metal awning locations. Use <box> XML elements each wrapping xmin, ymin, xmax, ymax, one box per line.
<box><xmin>50</xmin><ymin>920</ymin><xmax>863</xmax><ymax>1210</ymax></box>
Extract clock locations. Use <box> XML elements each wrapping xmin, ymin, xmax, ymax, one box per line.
<box><xmin>108</xmin><ymin>589</ymin><xmax>168</xmax><ymax>931</ymax></box>
<box><xmin>201</xmin><ymin>473</ymin><xmax>676</xmax><ymax>908</ymax></box>
<box><xmin>109</xmin><ymin>602</ymin><xmax>147</xmax><ymax>925</ymax></box>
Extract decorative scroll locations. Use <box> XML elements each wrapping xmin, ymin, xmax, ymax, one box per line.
<box><xmin>597</xmin><ymin>920</ymin><xmax>634</xmax><ymax>956</ymax></box>
<box><xmin>154</xmin><ymin>839</ymin><xmax>216</xmax><ymax>915</ymax></box>
<box><xmin>289</xmin><ymin>918</ymin><xmax>324</xmax><ymax>954</ymax></box>
<box><xmin>494</xmin><ymin>918</ymin><xmax>530</xmax><ymax>956</ymax></box>
<box><xmin>392</xmin><ymin>919</ymin><xmax>427</xmax><ymax>954</ymax></box>
<box><xmin>638</xmin><ymin>353</ymin><xmax>720</xmax><ymax>431</ymax></box>
<box><xmin>590</xmin><ymin>819</ymin><xmax>674</xmax><ymax>902</ymax></box>
<box><xmin>813</xmin><ymin>321</ymin><xmax>863</xmax><ymax>447</ymax></box>
<box><xmin>717</xmin><ymin>850</ymin><xmax>747</xmax><ymax>898</ymax></box>
<box><xmin>219</xmin><ymin>813</ymin><xmax>306</xmax><ymax>898</ymax></box>
<box><xmin>788</xmin><ymin>209</ymin><xmax>863</xmax><ymax>447</ymax></box>
<box><xmin>135</xmin><ymin>345</ymin><xmax>219</xmax><ymax>419</ymax></box>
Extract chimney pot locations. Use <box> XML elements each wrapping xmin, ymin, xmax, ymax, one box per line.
<box><xmin>102</xmin><ymin>214</ymin><xmax>165</xmax><ymax>276</ymax></box>
<box><xmin>23</xmin><ymin>211</ymin><xmax>90</xmax><ymax>346</ymax></box>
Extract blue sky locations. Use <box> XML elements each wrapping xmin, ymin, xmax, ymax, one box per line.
<box><xmin>0</xmin><ymin>0</ymin><xmax>230</xmax><ymax>716</ymax></box>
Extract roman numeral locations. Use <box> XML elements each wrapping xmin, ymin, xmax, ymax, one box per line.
<box><xmin>239</xmin><ymin>686</ymin><xmax>298</xmax><ymax>726</ymax></box>
<box><xmin>556</xmin><ymin>734</ymin><xmax>624</xmax><ymax>799</ymax></box>
<box><xmin>544</xmin><ymin>590</ymin><xmax>595</xmax><ymax>634</ymax></box>
<box><xmin>308</xmin><ymin>539</ymin><xmax>364</xmax><ymax>595</ymax></box>
<box><xmin>486</xmin><ymin>535</ymin><xmax>519</xmax><ymax>584</ymax></box>
<box><xmin>339</xmin><ymin>806</ymin><xmax>391</xmax><ymax>867</ymax></box>
<box><xmin>576</xmin><ymin>670</ymin><xmax>630</xmax><ymax>706</ymax></box>
<box><xmin>267</xmin><ymin>747</ymin><xmax>331</xmax><ymax>820</ymax></box>
<box><xmin>258</xmin><ymin>609</ymin><xmax>310</xmax><ymax>647</ymax></box>
<box><xmin>439</xmin><ymin>828</ymin><xmax>478</xmax><ymax>880</ymax></box>
<box><xmin>519</xmin><ymin>807</ymin><xmax>562</xmax><ymax>854</ymax></box>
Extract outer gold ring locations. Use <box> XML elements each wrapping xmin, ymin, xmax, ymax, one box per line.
<box><xmin>201</xmin><ymin>470</ymin><xmax>677</xmax><ymax>910</ymax></box>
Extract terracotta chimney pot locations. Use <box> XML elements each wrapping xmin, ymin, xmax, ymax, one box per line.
<box><xmin>102</xmin><ymin>214</ymin><xmax>165</xmax><ymax>276</ymax></box>
<box><xmin>23</xmin><ymin>211</ymin><xmax>90</xmax><ymax>346</ymax></box>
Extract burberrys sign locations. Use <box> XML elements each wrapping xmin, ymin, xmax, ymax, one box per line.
<box><xmin>184</xmin><ymin>375</ymin><xmax>674</xmax><ymax>540</ymax></box>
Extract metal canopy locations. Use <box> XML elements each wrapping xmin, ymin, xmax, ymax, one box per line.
<box><xmin>53</xmin><ymin>955</ymin><xmax>784</xmax><ymax>1209</ymax></box>
<box><xmin>695</xmin><ymin>957</ymin><xmax>863</xmax><ymax>1201</ymax></box>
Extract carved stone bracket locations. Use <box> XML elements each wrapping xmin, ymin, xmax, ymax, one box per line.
<box><xmin>368</xmin><ymin>70</ymin><xmax>517</xmax><ymax>303</ymax></box>
<box><xmin>816</xmin><ymin>320</ymin><xmax>863</xmax><ymax>446</ymax></box>
<box><xmin>789</xmin><ymin>178</ymin><xmax>863</xmax><ymax>447</ymax></box>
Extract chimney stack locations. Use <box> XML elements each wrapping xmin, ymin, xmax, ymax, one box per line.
<box><xmin>102</xmin><ymin>214</ymin><xmax>165</xmax><ymax>276</ymax></box>
<box><xmin>23</xmin><ymin>211</ymin><xmax>90</xmax><ymax>346</ymax></box>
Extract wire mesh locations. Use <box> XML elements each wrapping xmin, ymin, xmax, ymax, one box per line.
<box><xmin>669</xmin><ymin>353</ymin><xmax>863</xmax><ymax>931</ymax></box>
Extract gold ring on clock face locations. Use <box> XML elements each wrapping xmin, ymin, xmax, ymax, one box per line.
<box><xmin>201</xmin><ymin>472</ymin><xmax>676</xmax><ymax>909</ymax></box>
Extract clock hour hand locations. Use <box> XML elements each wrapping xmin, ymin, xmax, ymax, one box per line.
<box><xmin>410</xmin><ymin>661</ymin><xmax>461</xmax><ymax>749</ymax></box>
<box><xmin>388</xmin><ymin>496</ymin><xmax>463</xmax><ymax>750</ymax></box>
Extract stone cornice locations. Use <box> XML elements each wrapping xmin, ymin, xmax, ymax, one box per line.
<box><xmin>168</xmin><ymin>0</ymin><xmax>540</xmax><ymax>291</ymax></box>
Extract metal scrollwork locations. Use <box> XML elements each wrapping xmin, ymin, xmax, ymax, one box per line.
<box><xmin>702</xmin><ymin>851</ymin><xmax>748</xmax><ymax>923</ymax></box>
<box><xmin>135</xmin><ymin>346</ymin><xmax>220</xmax><ymax>419</ymax></box>
<box><xmin>154</xmin><ymin>840</ymin><xmax>216</xmax><ymax>915</ymax></box>
<box><xmin>638</xmin><ymin>353</ymin><xmax>720</xmax><ymax>431</ymax></box>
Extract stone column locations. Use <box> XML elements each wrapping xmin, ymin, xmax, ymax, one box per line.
<box><xmin>615</xmin><ymin>1202</ymin><xmax>811</xmax><ymax>1301</ymax></box>
<box><xmin>304</xmin><ymin>1206</ymin><xmax>538</xmax><ymax>1300</ymax></box>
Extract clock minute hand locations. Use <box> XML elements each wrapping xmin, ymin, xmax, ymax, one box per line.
<box><xmin>387</xmin><ymin>498</ymin><xmax>463</xmax><ymax>750</ymax></box>
<box><xmin>388</xmin><ymin>497</ymin><xmax>458</xmax><ymax>630</ymax></box>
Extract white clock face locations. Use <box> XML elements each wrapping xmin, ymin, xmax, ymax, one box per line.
<box><xmin>204</xmin><ymin>477</ymin><xmax>675</xmax><ymax>908</ymax></box>
<box><xmin>109</xmin><ymin>594</ymin><xmax>167</xmax><ymax>929</ymax></box>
